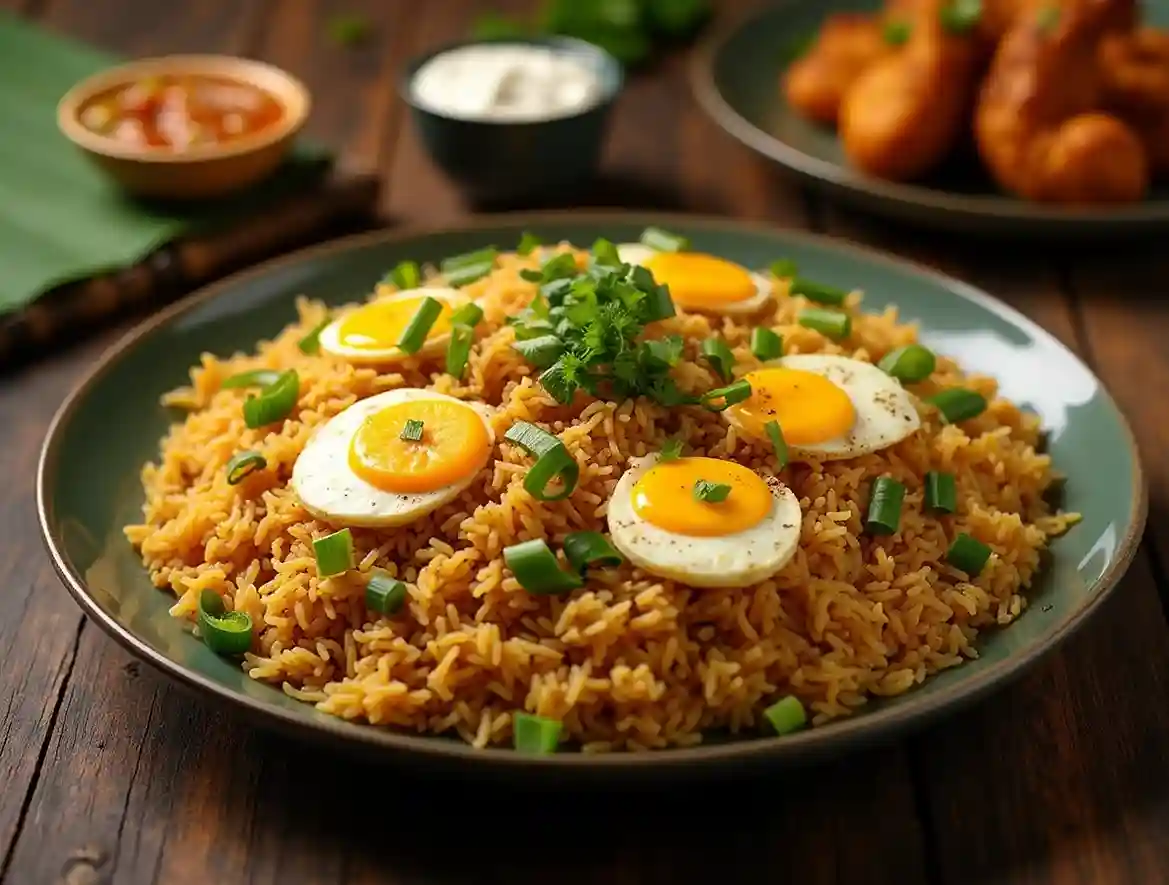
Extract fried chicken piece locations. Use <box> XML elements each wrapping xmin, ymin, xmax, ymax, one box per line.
<box><xmin>838</xmin><ymin>0</ymin><xmax>983</xmax><ymax>181</ymax></box>
<box><xmin>974</xmin><ymin>0</ymin><xmax>1148</xmax><ymax>203</ymax></box>
<box><xmin>1099</xmin><ymin>27</ymin><xmax>1169</xmax><ymax>173</ymax></box>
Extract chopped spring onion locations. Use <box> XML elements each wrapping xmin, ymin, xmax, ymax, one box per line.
<box><xmin>763</xmin><ymin>695</ymin><xmax>807</xmax><ymax>735</ymax></box>
<box><xmin>946</xmin><ymin>532</ymin><xmax>992</xmax><ymax>575</ymax></box>
<box><xmin>770</xmin><ymin>258</ymin><xmax>798</xmax><ymax>279</ymax></box>
<box><xmin>866</xmin><ymin>476</ymin><xmax>906</xmax><ymax>535</ymax></box>
<box><xmin>450</xmin><ymin>302</ymin><xmax>484</xmax><ymax>328</ymax></box>
<box><xmin>791</xmin><ymin>278</ymin><xmax>848</xmax><ymax>306</ymax></box>
<box><xmin>798</xmin><ymin>307</ymin><xmax>851</xmax><ymax>340</ymax></box>
<box><xmin>384</xmin><ymin>259</ymin><xmax>421</xmax><ymax>290</ymax></box>
<box><xmin>503</xmin><ymin>539</ymin><xmax>583</xmax><ymax>595</ymax></box>
<box><xmin>639</xmin><ymin>226</ymin><xmax>690</xmax><ymax>253</ymax></box>
<box><xmin>226</xmin><ymin>450</ymin><xmax>266</xmax><ymax>485</ymax></box>
<box><xmin>879</xmin><ymin>344</ymin><xmax>936</xmax><ymax>383</ymax></box>
<box><xmin>701</xmin><ymin>337</ymin><xmax>735</xmax><ymax>381</ymax></box>
<box><xmin>445</xmin><ymin>302</ymin><xmax>484</xmax><ymax>379</ymax></box>
<box><xmin>242</xmin><ymin>369</ymin><xmax>299</xmax><ymax>429</ymax></box>
<box><xmin>197</xmin><ymin>590</ymin><xmax>253</xmax><ymax>656</ymax></box>
<box><xmin>313</xmin><ymin>528</ymin><xmax>354</xmax><ymax>578</ymax></box>
<box><xmin>399</xmin><ymin>419</ymin><xmax>424</xmax><ymax>442</ymax></box>
<box><xmin>693</xmin><ymin>479</ymin><xmax>732</xmax><ymax>503</ymax></box>
<box><xmin>222</xmin><ymin>369</ymin><xmax>282</xmax><ymax>389</ymax></box>
<box><xmin>925</xmin><ymin>471</ymin><xmax>957</xmax><ymax>514</ymax></box>
<box><xmin>297</xmin><ymin>318</ymin><xmax>330</xmax><ymax>355</ymax></box>
<box><xmin>751</xmin><ymin>327</ymin><xmax>782</xmax><ymax>361</ymax></box>
<box><xmin>928</xmin><ymin>388</ymin><xmax>987</xmax><ymax>424</ymax></box>
<box><xmin>366</xmin><ymin>573</ymin><xmax>408</xmax><ymax>616</ymax></box>
<box><xmin>512</xmin><ymin>334</ymin><xmax>565</xmax><ymax>369</ymax></box>
<box><xmin>884</xmin><ymin>19</ymin><xmax>911</xmax><ymax>44</ymax></box>
<box><xmin>513</xmin><ymin>711</ymin><xmax>562</xmax><ymax>753</ymax></box>
<box><xmin>660</xmin><ymin>438</ymin><xmax>684</xmax><ymax>461</ymax></box>
<box><xmin>701</xmin><ymin>378</ymin><xmax>752</xmax><ymax>411</ymax></box>
<box><xmin>396</xmin><ymin>296</ymin><xmax>444</xmax><ymax>355</ymax></box>
<box><xmin>940</xmin><ymin>0</ymin><xmax>982</xmax><ymax>34</ymax></box>
<box><xmin>765</xmin><ymin>420</ymin><xmax>788</xmax><ymax>468</ymax></box>
<box><xmin>441</xmin><ymin>247</ymin><xmax>498</xmax><ymax>287</ymax></box>
<box><xmin>504</xmin><ymin>421</ymin><xmax>580</xmax><ymax>501</ymax></box>
<box><xmin>591</xmin><ymin>237</ymin><xmax>622</xmax><ymax>267</ymax></box>
<box><xmin>563</xmin><ymin>531</ymin><xmax>623</xmax><ymax>573</ymax></box>
<box><xmin>517</xmin><ymin>231</ymin><xmax>542</xmax><ymax>256</ymax></box>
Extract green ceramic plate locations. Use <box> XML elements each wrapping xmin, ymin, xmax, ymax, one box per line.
<box><xmin>691</xmin><ymin>0</ymin><xmax>1169</xmax><ymax>238</ymax></box>
<box><xmin>38</xmin><ymin>213</ymin><xmax>1145</xmax><ymax>779</ymax></box>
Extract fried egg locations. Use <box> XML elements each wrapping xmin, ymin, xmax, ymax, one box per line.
<box><xmin>614</xmin><ymin>244</ymin><xmax>773</xmax><ymax>315</ymax></box>
<box><xmin>291</xmin><ymin>388</ymin><xmax>495</xmax><ymax>527</ymax></box>
<box><xmin>607</xmin><ymin>454</ymin><xmax>802</xmax><ymax>588</ymax></box>
<box><xmin>725</xmin><ymin>354</ymin><xmax>921</xmax><ymax>461</ymax></box>
<box><xmin>317</xmin><ymin>287</ymin><xmax>467</xmax><ymax>364</ymax></box>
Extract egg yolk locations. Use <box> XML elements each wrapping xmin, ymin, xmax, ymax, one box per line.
<box><xmin>643</xmin><ymin>253</ymin><xmax>757</xmax><ymax>309</ymax></box>
<box><xmin>335</xmin><ymin>296</ymin><xmax>453</xmax><ymax>353</ymax></box>
<box><xmin>632</xmin><ymin>457</ymin><xmax>773</xmax><ymax>537</ymax></box>
<box><xmin>729</xmin><ymin>367</ymin><xmax>856</xmax><ymax>444</ymax></box>
<box><xmin>349</xmin><ymin>398</ymin><xmax>490</xmax><ymax>493</ymax></box>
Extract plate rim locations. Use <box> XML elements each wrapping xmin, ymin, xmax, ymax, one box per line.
<box><xmin>689</xmin><ymin>0</ymin><xmax>1169</xmax><ymax>228</ymax></box>
<box><xmin>37</xmin><ymin>210</ymin><xmax>1149</xmax><ymax>770</ymax></box>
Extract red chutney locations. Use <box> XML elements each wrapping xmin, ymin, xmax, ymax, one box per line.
<box><xmin>79</xmin><ymin>73</ymin><xmax>285</xmax><ymax>150</ymax></box>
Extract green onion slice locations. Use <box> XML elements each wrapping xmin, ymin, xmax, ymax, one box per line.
<box><xmin>765</xmin><ymin>419</ymin><xmax>788</xmax><ymax>468</ymax></box>
<box><xmin>517</xmin><ymin>232</ymin><xmax>542</xmax><ymax>256</ymax></box>
<box><xmin>446</xmin><ymin>324</ymin><xmax>476</xmax><ymax>378</ymax></box>
<box><xmin>865</xmin><ymin>476</ymin><xmax>906</xmax><ymax>536</ymax></box>
<box><xmin>591</xmin><ymin>237</ymin><xmax>622</xmax><ymax>267</ymax></box>
<box><xmin>441</xmin><ymin>248</ymin><xmax>498</xmax><ymax>287</ymax></box>
<box><xmin>701</xmin><ymin>337</ymin><xmax>735</xmax><ymax>381</ymax></box>
<box><xmin>242</xmin><ymin>369</ymin><xmax>299</xmax><ymax>429</ymax></box>
<box><xmin>660</xmin><ymin>438</ymin><xmax>684</xmax><ymax>461</ymax></box>
<box><xmin>928</xmin><ymin>388</ymin><xmax>987</xmax><ymax>424</ymax></box>
<box><xmin>313</xmin><ymin>528</ymin><xmax>355</xmax><ymax>578</ymax></box>
<box><xmin>791</xmin><ymin>278</ymin><xmax>848</xmax><ymax>306</ymax></box>
<box><xmin>797</xmin><ymin>307</ymin><xmax>851</xmax><ymax>340</ymax></box>
<box><xmin>222</xmin><ymin>369</ymin><xmax>282</xmax><ymax>389</ymax></box>
<box><xmin>399</xmin><ymin>419</ymin><xmax>424</xmax><ymax>442</ymax></box>
<box><xmin>639</xmin><ymin>226</ymin><xmax>690</xmax><ymax>253</ymax></box>
<box><xmin>701</xmin><ymin>378</ymin><xmax>752</xmax><ymax>411</ymax></box>
<box><xmin>884</xmin><ymin>19</ymin><xmax>911</xmax><ymax>44</ymax></box>
<box><xmin>504</xmin><ymin>421</ymin><xmax>580</xmax><ymax>501</ymax></box>
<box><xmin>940</xmin><ymin>0</ymin><xmax>982</xmax><ymax>34</ymax></box>
<box><xmin>763</xmin><ymin>695</ymin><xmax>807</xmax><ymax>735</ymax></box>
<box><xmin>366</xmin><ymin>573</ymin><xmax>408</xmax><ymax>616</ymax></box>
<box><xmin>693</xmin><ymin>479</ymin><xmax>732</xmax><ymax>503</ymax></box>
<box><xmin>226</xmin><ymin>450</ymin><xmax>266</xmax><ymax>485</ymax></box>
<box><xmin>384</xmin><ymin>260</ymin><xmax>421</xmax><ymax>290</ymax></box>
<box><xmin>879</xmin><ymin>344</ymin><xmax>936</xmax><ymax>383</ymax></box>
<box><xmin>450</xmin><ymin>302</ymin><xmax>484</xmax><ymax>328</ymax></box>
<box><xmin>396</xmin><ymin>296</ymin><xmax>444</xmax><ymax>355</ymax></box>
<box><xmin>503</xmin><ymin>539</ymin><xmax>583</xmax><ymax>595</ymax></box>
<box><xmin>946</xmin><ymin>532</ymin><xmax>992</xmax><ymax>576</ymax></box>
<box><xmin>925</xmin><ymin>471</ymin><xmax>957</xmax><ymax>514</ymax></box>
<box><xmin>512</xmin><ymin>334</ymin><xmax>565</xmax><ymax>369</ymax></box>
<box><xmin>197</xmin><ymin>590</ymin><xmax>253</xmax><ymax>656</ymax></box>
<box><xmin>751</xmin><ymin>327</ymin><xmax>782</xmax><ymax>361</ymax></box>
<box><xmin>770</xmin><ymin>258</ymin><xmax>798</xmax><ymax>279</ymax></box>
<box><xmin>513</xmin><ymin>711</ymin><xmax>562</xmax><ymax>753</ymax></box>
<box><xmin>563</xmin><ymin>531</ymin><xmax>623</xmax><ymax>573</ymax></box>
<box><xmin>297</xmin><ymin>318</ymin><xmax>330</xmax><ymax>355</ymax></box>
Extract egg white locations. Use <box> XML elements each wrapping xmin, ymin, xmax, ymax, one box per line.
<box><xmin>317</xmin><ymin>287</ymin><xmax>469</xmax><ymax>365</ymax></box>
<box><xmin>729</xmin><ymin>354</ymin><xmax>922</xmax><ymax>462</ymax></box>
<box><xmin>606</xmin><ymin>455</ymin><xmax>802</xmax><ymax>588</ymax></box>
<box><xmin>614</xmin><ymin>244</ymin><xmax>774</xmax><ymax>315</ymax></box>
<box><xmin>291</xmin><ymin>388</ymin><xmax>495</xmax><ymax>528</ymax></box>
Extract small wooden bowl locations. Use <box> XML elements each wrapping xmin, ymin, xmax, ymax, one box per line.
<box><xmin>57</xmin><ymin>55</ymin><xmax>311</xmax><ymax>201</ymax></box>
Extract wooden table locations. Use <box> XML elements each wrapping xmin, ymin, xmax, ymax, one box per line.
<box><xmin>4</xmin><ymin>1</ymin><xmax>1169</xmax><ymax>883</ymax></box>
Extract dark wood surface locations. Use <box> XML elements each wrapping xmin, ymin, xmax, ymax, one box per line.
<box><xmin>3</xmin><ymin>0</ymin><xmax>1169</xmax><ymax>883</ymax></box>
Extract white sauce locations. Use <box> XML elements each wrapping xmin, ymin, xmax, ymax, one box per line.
<box><xmin>410</xmin><ymin>43</ymin><xmax>603</xmax><ymax>122</ymax></box>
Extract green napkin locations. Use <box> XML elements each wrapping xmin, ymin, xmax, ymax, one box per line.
<box><xmin>0</xmin><ymin>10</ymin><xmax>331</xmax><ymax>313</ymax></box>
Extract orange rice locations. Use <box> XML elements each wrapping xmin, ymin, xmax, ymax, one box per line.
<box><xmin>124</xmin><ymin>245</ymin><xmax>1077</xmax><ymax>752</ymax></box>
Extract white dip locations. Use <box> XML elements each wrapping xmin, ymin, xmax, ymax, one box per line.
<box><xmin>410</xmin><ymin>43</ymin><xmax>603</xmax><ymax>122</ymax></box>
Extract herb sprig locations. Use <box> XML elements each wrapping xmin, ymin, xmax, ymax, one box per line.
<box><xmin>508</xmin><ymin>238</ymin><xmax>688</xmax><ymax>405</ymax></box>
